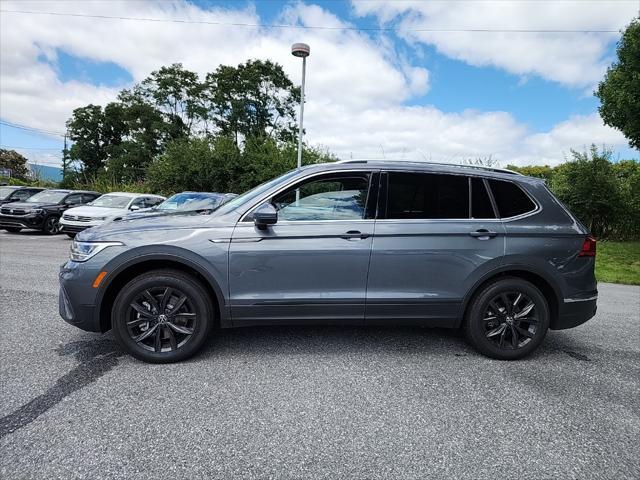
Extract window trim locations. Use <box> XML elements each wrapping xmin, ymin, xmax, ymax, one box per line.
<box><xmin>240</xmin><ymin>169</ymin><xmax>377</xmax><ymax>223</ymax></box>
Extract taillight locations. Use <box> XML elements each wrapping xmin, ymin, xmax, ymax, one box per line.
<box><xmin>579</xmin><ymin>235</ymin><xmax>596</xmax><ymax>257</ymax></box>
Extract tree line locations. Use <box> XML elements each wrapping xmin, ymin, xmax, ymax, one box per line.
<box><xmin>61</xmin><ymin>60</ymin><xmax>334</xmax><ymax>194</ymax></box>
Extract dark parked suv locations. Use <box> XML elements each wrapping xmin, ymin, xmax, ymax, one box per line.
<box><xmin>0</xmin><ymin>189</ymin><xmax>101</xmax><ymax>234</ymax></box>
<box><xmin>59</xmin><ymin>161</ymin><xmax>597</xmax><ymax>363</ymax></box>
<box><xmin>0</xmin><ymin>186</ymin><xmax>45</xmax><ymax>206</ymax></box>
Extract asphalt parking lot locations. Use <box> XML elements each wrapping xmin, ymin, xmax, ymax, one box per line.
<box><xmin>0</xmin><ymin>230</ymin><xmax>638</xmax><ymax>479</ymax></box>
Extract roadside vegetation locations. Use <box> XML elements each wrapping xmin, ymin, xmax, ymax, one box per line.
<box><xmin>596</xmin><ymin>241</ymin><xmax>640</xmax><ymax>285</ymax></box>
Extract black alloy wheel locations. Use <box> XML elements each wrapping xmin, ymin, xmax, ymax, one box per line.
<box><xmin>126</xmin><ymin>286</ymin><xmax>198</xmax><ymax>353</ymax></box>
<box><xmin>43</xmin><ymin>216</ymin><xmax>61</xmax><ymax>235</ymax></box>
<box><xmin>483</xmin><ymin>292</ymin><xmax>539</xmax><ymax>349</ymax></box>
<box><xmin>112</xmin><ymin>269</ymin><xmax>214</xmax><ymax>363</ymax></box>
<box><xmin>464</xmin><ymin>278</ymin><xmax>549</xmax><ymax>360</ymax></box>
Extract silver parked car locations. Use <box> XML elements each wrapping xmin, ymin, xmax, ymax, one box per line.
<box><xmin>59</xmin><ymin>161</ymin><xmax>597</xmax><ymax>363</ymax></box>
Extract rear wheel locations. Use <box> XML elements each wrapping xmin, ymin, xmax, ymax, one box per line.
<box><xmin>4</xmin><ymin>227</ymin><xmax>21</xmax><ymax>233</ymax></box>
<box><xmin>42</xmin><ymin>215</ymin><xmax>61</xmax><ymax>235</ymax></box>
<box><xmin>464</xmin><ymin>278</ymin><xmax>550</xmax><ymax>360</ymax></box>
<box><xmin>111</xmin><ymin>269</ymin><xmax>214</xmax><ymax>363</ymax></box>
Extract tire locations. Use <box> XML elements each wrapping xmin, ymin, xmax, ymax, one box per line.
<box><xmin>111</xmin><ymin>269</ymin><xmax>214</xmax><ymax>363</ymax></box>
<box><xmin>4</xmin><ymin>227</ymin><xmax>21</xmax><ymax>233</ymax></box>
<box><xmin>66</xmin><ymin>232</ymin><xmax>76</xmax><ymax>239</ymax></box>
<box><xmin>42</xmin><ymin>215</ymin><xmax>61</xmax><ymax>235</ymax></box>
<box><xmin>464</xmin><ymin>277</ymin><xmax>550</xmax><ymax>360</ymax></box>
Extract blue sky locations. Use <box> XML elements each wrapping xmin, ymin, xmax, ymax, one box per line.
<box><xmin>1</xmin><ymin>0</ymin><xmax>638</xmax><ymax>167</ymax></box>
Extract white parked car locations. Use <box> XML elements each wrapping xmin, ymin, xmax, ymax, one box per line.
<box><xmin>60</xmin><ymin>192</ymin><xmax>165</xmax><ymax>238</ymax></box>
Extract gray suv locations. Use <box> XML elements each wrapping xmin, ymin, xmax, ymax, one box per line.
<box><xmin>59</xmin><ymin>161</ymin><xmax>597</xmax><ymax>363</ymax></box>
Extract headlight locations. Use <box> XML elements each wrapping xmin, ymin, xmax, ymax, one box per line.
<box><xmin>70</xmin><ymin>241</ymin><xmax>123</xmax><ymax>262</ymax></box>
<box><xmin>93</xmin><ymin>217</ymin><xmax>107</xmax><ymax>221</ymax></box>
<box><xmin>30</xmin><ymin>208</ymin><xmax>43</xmax><ymax>214</ymax></box>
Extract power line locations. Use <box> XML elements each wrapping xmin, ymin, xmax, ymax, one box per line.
<box><xmin>0</xmin><ymin>145</ymin><xmax>63</xmax><ymax>151</ymax></box>
<box><xmin>0</xmin><ymin>9</ymin><xmax>626</xmax><ymax>33</ymax></box>
<box><xmin>0</xmin><ymin>120</ymin><xmax>66</xmax><ymax>138</ymax></box>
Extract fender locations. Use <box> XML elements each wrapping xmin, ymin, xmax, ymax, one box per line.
<box><xmin>458</xmin><ymin>259</ymin><xmax>564</xmax><ymax>326</ymax></box>
<box><xmin>95</xmin><ymin>245</ymin><xmax>230</xmax><ymax>330</ymax></box>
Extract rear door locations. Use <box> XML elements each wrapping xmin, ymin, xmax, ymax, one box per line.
<box><xmin>229</xmin><ymin>171</ymin><xmax>378</xmax><ymax>325</ymax></box>
<box><xmin>365</xmin><ymin>171</ymin><xmax>505</xmax><ymax>325</ymax></box>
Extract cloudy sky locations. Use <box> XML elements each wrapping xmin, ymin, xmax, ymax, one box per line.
<box><xmin>1</xmin><ymin>0</ymin><xmax>638</xmax><ymax>169</ymax></box>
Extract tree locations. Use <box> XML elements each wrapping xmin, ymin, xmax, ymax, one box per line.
<box><xmin>121</xmin><ymin>63</ymin><xmax>206</xmax><ymax>139</ymax></box>
<box><xmin>0</xmin><ymin>149</ymin><xmax>30</xmax><ymax>180</ymax></box>
<box><xmin>596</xmin><ymin>18</ymin><xmax>640</xmax><ymax>149</ymax></box>
<box><xmin>505</xmin><ymin>164</ymin><xmax>554</xmax><ymax>182</ymax></box>
<box><xmin>205</xmin><ymin>60</ymin><xmax>300</xmax><ymax>145</ymax></box>
<box><xmin>146</xmin><ymin>136</ymin><xmax>240</xmax><ymax>195</ymax></box>
<box><xmin>551</xmin><ymin>145</ymin><xmax>622</xmax><ymax>238</ymax></box>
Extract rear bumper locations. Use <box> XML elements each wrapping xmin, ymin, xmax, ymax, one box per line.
<box><xmin>552</xmin><ymin>292</ymin><xmax>598</xmax><ymax>330</ymax></box>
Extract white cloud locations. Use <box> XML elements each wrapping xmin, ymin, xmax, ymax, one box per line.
<box><xmin>352</xmin><ymin>0</ymin><xmax>638</xmax><ymax>88</ymax></box>
<box><xmin>0</xmin><ymin>0</ymin><xmax>635</xmax><ymax>170</ymax></box>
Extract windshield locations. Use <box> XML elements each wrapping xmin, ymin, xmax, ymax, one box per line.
<box><xmin>0</xmin><ymin>186</ymin><xmax>18</xmax><ymax>200</ymax></box>
<box><xmin>25</xmin><ymin>190</ymin><xmax>68</xmax><ymax>204</ymax></box>
<box><xmin>214</xmin><ymin>169</ymin><xmax>299</xmax><ymax>216</ymax></box>
<box><xmin>157</xmin><ymin>193</ymin><xmax>224</xmax><ymax>211</ymax></box>
<box><xmin>88</xmin><ymin>195</ymin><xmax>132</xmax><ymax>208</ymax></box>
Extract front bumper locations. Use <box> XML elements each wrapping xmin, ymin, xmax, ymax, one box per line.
<box><xmin>0</xmin><ymin>213</ymin><xmax>44</xmax><ymax>229</ymax></box>
<box><xmin>59</xmin><ymin>261</ymin><xmax>103</xmax><ymax>332</ymax></box>
<box><xmin>61</xmin><ymin>224</ymin><xmax>90</xmax><ymax>234</ymax></box>
<box><xmin>552</xmin><ymin>291</ymin><xmax>598</xmax><ymax>330</ymax></box>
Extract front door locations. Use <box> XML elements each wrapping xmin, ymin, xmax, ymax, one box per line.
<box><xmin>229</xmin><ymin>171</ymin><xmax>377</xmax><ymax>325</ymax></box>
<box><xmin>366</xmin><ymin>171</ymin><xmax>505</xmax><ymax>325</ymax></box>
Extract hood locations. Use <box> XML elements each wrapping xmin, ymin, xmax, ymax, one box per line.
<box><xmin>64</xmin><ymin>205</ymin><xmax>128</xmax><ymax>217</ymax></box>
<box><xmin>77</xmin><ymin>209</ymin><xmax>238</xmax><ymax>242</ymax></box>
<box><xmin>1</xmin><ymin>201</ymin><xmax>58</xmax><ymax>210</ymax></box>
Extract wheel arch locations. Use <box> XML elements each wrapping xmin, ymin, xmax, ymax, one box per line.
<box><xmin>461</xmin><ymin>266</ymin><xmax>561</xmax><ymax>329</ymax></box>
<box><xmin>97</xmin><ymin>254</ymin><xmax>227</xmax><ymax>333</ymax></box>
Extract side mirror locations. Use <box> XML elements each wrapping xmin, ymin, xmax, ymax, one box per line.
<box><xmin>130</xmin><ymin>205</ymin><xmax>141</xmax><ymax>211</ymax></box>
<box><xmin>253</xmin><ymin>202</ymin><xmax>277</xmax><ymax>230</ymax></box>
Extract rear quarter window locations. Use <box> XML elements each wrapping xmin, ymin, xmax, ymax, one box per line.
<box><xmin>488</xmin><ymin>180</ymin><xmax>536</xmax><ymax>218</ymax></box>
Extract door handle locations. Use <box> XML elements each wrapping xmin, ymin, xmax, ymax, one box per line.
<box><xmin>340</xmin><ymin>230</ymin><xmax>370</xmax><ymax>240</ymax></box>
<box><xmin>469</xmin><ymin>229</ymin><xmax>497</xmax><ymax>238</ymax></box>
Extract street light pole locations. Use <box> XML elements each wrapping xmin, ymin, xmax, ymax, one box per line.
<box><xmin>291</xmin><ymin>43</ymin><xmax>310</xmax><ymax>171</ymax></box>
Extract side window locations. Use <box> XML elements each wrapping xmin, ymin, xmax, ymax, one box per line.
<box><xmin>65</xmin><ymin>194</ymin><xmax>83</xmax><ymax>205</ymax></box>
<box><xmin>488</xmin><ymin>180</ymin><xmax>536</xmax><ymax>218</ymax></box>
<box><xmin>471</xmin><ymin>178</ymin><xmax>496</xmax><ymax>219</ymax></box>
<box><xmin>130</xmin><ymin>197</ymin><xmax>147</xmax><ymax>209</ymax></box>
<box><xmin>272</xmin><ymin>174</ymin><xmax>370</xmax><ymax>221</ymax></box>
<box><xmin>12</xmin><ymin>190</ymin><xmax>32</xmax><ymax>201</ymax></box>
<box><xmin>147</xmin><ymin>197</ymin><xmax>163</xmax><ymax>207</ymax></box>
<box><xmin>386</xmin><ymin>172</ymin><xmax>469</xmax><ymax>219</ymax></box>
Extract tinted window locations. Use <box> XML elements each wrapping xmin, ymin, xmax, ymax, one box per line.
<box><xmin>387</xmin><ymin>172</ymin><xmax>469</xmax><ymax>219</ymax></box>
<box><xmin>273</xmin><ymin>175</ymin><xmax>369</xmax><ymax>221</ymax></box>
<box><xmin>488</xmin><ymin>180</ymin><xmax>536</xmax><ymax>218</ymax></box>
<box><xmin>12</xmin><ymin>190</ymin><xmax>33</xmax><ymax>201</ymax></box>
<box><xmin>471</xmin><ymin>178</ymin><xmax>496</xmax><ymax>219</ymax></box>
<box><xmin>65</xmin><ymin>194</ymin><xmax>84</xmax><ymax>205</ymax></box>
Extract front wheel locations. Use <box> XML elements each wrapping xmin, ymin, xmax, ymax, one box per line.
<box><xmin>111</xmin><ymin>269</ymin><xmax>214</xmax><ymax>363</ymax></box>
<box><xmin>42</xmin><ymin>215</ymin><xmax>61</xmax><ymax>235</ymax></box>
<box><xmin>464</xmin><ymin>278</ymin><xmax>550</xmax><ymax>360</ymax></box>
<box><xmin>66</xmin><ymin>232</ymin><xmax>76</xmax><ymax>239</ymax></box>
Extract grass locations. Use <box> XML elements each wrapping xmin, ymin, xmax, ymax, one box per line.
<box><xmin>596</xmin><ymin>241</ymin><xmax>640</xmax><ymax>285</ymax></box>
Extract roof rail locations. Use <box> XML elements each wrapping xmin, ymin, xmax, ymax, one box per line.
<box><xmin>335</xmin><ymin>159</ymin><xmax>521</xmax><ymax>175</ymax></box>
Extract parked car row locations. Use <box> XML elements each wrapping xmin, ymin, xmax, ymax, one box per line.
<box><xmin>0</xmin><ymin>187</ymin><xmax>236</xmax><ymax>236</ymax></box>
